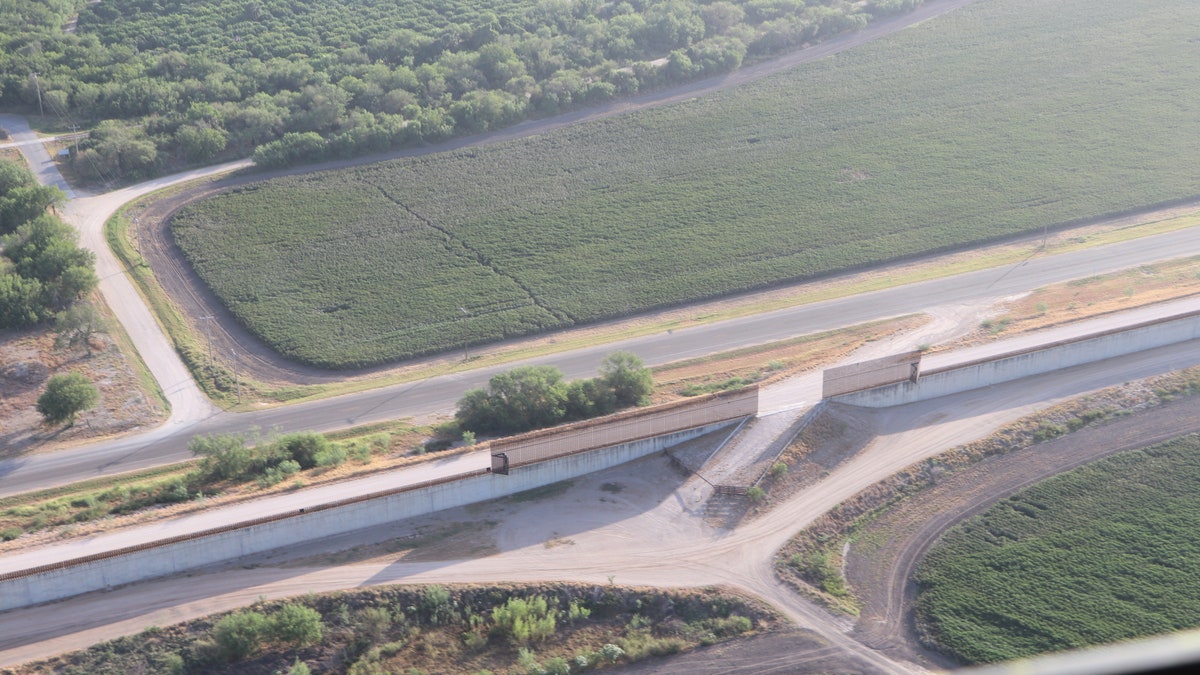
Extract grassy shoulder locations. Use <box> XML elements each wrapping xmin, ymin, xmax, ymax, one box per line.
<box><xmin>0</xmin><ymin>296</ymin><xmax>167</xmax><ymax>457</ymax></box>
<box><xmin>913</xmin><ymin>433</ymin><xmax>1200</xmax><ymax>664</ymax></box>
<box><xmin>3</xmin><ymin>583</ymin><xmax>778</xmax><ymax>675</ymax></box>
<box><xmin>0</xmin><ymin>311</ymin><xmax>923</xmax><ymax>548</ymax></box>
<box><xmin>105</xmin><ymin>201</ymin><xmax>321</xmax><ymax>407</ymax></box>
<box><xmin>116</xmin><ymin>171</ymin><xmax>1200</xmax><ymax>410</ymax></box>
<box><xmin>167</xmin><ymin>0</ymin><xmax>1200</xmax><ymax>368</ymax></box>
<box><xmin>0</xmin><ymin>421</ymin><xmax>446</xmax><ymax>550</ymax></box>
<box><xmin>771</xmin><ymin>365</ymin><xmax>1200</xmax><ymax>617</ymax></box>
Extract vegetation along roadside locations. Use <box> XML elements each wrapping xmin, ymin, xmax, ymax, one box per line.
<box><xmin>1</xmin><ymin>583</ymin><xmax>777</xmax><ymax>675</ymax></box>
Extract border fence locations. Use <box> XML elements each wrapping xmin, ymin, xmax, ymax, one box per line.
<box><xmin>492</xmin><ymin>386</ymin><xmax>759</xmax><ymax>474</ymax></box>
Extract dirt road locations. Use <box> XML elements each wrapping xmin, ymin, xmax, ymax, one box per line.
<box><xmin>846</xmin><ymin>395</ymin><xmax>1200</xmax><ymax>668</ymax></box>
<box><xmin>4</xmin><ymin>332</ymin><xmax>1200</xmax><ymax>671</ymax></box>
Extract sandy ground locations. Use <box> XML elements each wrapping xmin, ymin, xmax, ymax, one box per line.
<box><xmin>5</xmin><ymin>327</ymin><xmax>1200</xmax><ymax>671</ymax></box>
<box><xmin>0</xmin><ymin>318</ymin><xmax>164</xmax><ymax>457</ymax></box>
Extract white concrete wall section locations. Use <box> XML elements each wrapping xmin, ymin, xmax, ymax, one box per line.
<box><xmin>835</xmin><ymin>311</ymin><xmax>1200</xmax><ymax>407</ymax></box>
<box><xmin>0</xmin><ymin>420</ymin><xmax>737</xmax><ymax>612</ymax></box>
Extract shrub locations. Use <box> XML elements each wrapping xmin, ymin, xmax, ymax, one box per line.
<box><xmin>213</xmin><ymin>611</ymin><xmax>269</xmax><ymax>660</ymax></box>
<box><xmin>492</xmin><ymin>596</ymin><xmax>557</xmax><ymax>645</ymax></box>
<box><xmin>153</xmin><ymin>652</ymin><xmax>186</xmax><ymax>675</ymax></box>
<box><xmin>746</xmin><ymin>486</ymin><xmax>766</xmax><ymax>502</ymax></box>
<box><xmin>421</xmin><ymin>585</ymin><xmax>456</xmax><ymax>626</ymax></box>
<box><xmin>289</xmin><ymin>659</ymin><xmax>312</xmax><ymax>675</ymax></box>
<box><xmin>567</xmin><ymin>600</ymin><xmax>591</xmax><ymax>623</ymax></box>
<box><xmin>0</xmin><ymin>527</ymin><xmax>23</xmax><ymax>541</ymax></box>
<box><xmin>36</xmin><ymin>372</ymin><xmax>99</xmax><ymax>425</ymax></box>
<box><xmin>543</xmin><ymin>656</ymin><xmax>571</xmax><ymax>675</ymax></box>
<box><xmin>190</xmin><ymin>433</ymin><xmax>254</xmax><ymax>481</ymax></box>
<box><xmin>161</xmin><ymin>480</ymin><xmax>191</xmax><ymax>503</ymax></box>
<box><xmin>314</xmin><ymin>445</ymin><xmax>348</xmax><ymax>467</ymax></box>
<box><xmin>353</xmin><ymin>607</ymin><xmax>393</xmax><ymax>647</ymax></box>
<box><xmin>271</xmin><ymin>603</ymin><xmax>324</xmax><ymax>647</ymax></box>
<box><xmin>278</xmin><ymin>432</ymin><xmax>330</xmax><ymax>469</ymax></box>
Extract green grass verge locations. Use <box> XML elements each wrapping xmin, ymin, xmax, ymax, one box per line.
<box><xmin>914</xmin><ymin>433</ymin><xmax>1200</xmax><ymax>664</ymax></box>
<box><xmin>170</xmin><ymin>0</ymin><xmax>1200</xmax><ymax>368</ymax></box>
<box><xmin>105</xmin><ymin>201</ymin><xmax>324</xmax><ymax>406</ymax></box>
<box><xmin>0</xmin><ymin>420</ymin><xmax>425</xmax><ymax>540</ymax></box>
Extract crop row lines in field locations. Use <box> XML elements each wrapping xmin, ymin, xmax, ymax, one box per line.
<box><xmin>372</xmin><ymin>183</ymin><xmax>574</xmax><ymax>325</ymax></box>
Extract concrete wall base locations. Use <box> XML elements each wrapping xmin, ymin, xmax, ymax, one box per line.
<box><xmin>0</xmin><ymin>420</ymin><xmax>738</xmax><ymax>612</ymax></box>
<box><xmin>834</xmin><ymin>312</ymin><xmax>1200</xmax><ymax>407</ymax></box>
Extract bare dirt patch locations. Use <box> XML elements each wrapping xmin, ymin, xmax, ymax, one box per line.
<box><xmin>0</xmin><ymin>305</ymin><xmax>164</xmax><ymax>458</ymax></box>
<box><xmin>650</xmin><ymin>317</ymin><xmax>927</xmax><ymax>403</ymax></box>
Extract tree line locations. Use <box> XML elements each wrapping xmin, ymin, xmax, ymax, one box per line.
<box><xmin>0</xmin><ymin>159</ymin><xmax>97</xmax><ymax>329</ymax></box>
<box><xmin>0</xmin><ymin>0</ymin><xmax>923</xmax><ymax>177</ymax></box>
<box><xmin>456</xmin><ymin>351</ymin><xmax>654</xmax><ymax>435</ymax></box>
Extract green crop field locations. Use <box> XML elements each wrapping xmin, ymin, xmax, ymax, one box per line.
<box><xmin>914</xmin><ymin>434</ymin><xmax>1200</xmax><ymax>665</ymax></box>
<box><xmin>172</xmin><ymin>0</ymin><xmax>1200</xmax><ymax>368</ymax></box>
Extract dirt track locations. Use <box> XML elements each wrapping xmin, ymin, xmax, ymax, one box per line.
<box><xmin>845</xmin><ymin>394</ymin><xmax>1200</xmax><ymax>668</ymax></box>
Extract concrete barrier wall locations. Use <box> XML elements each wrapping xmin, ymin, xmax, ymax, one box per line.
<box><xmin>835</xmin><ymin>311</ymin><xmax>1200</xmax><ymax>407</ymax></box>
<box><xmin>492</xmin><ymin>386</ymin><xmax>758</xmax><ymax>468</ymax></box>
<box><xmin>0</xmin><ymin>419</ymin><xmax>737</xmax><ymax>612</ymax></box>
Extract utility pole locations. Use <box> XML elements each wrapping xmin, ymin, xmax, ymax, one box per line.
<box><xmin>32</xmin><ymin>72</ymin><xmax>43</xmax><ymax>117</ymax></box>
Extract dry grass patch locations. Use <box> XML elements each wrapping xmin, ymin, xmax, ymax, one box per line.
<box><xmin>0</xmin><ymin>299</ymin><xmax>165</xmax><ymax>458</ymax></box>
<box><xmin>651</xmin><ymin>316</ymin><xmax>926</xmax><ymax>403</ymax></box>
<box><xmin>949</xmin><ymin>256</ymin><xmax>1200</xmax><ymax>347</ymax></box>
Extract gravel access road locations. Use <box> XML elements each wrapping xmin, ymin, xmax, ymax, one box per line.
<box><xmin>4</xmin><ymin>333</ymin><xmax>1199</xmax><ymax>671</ymax></box>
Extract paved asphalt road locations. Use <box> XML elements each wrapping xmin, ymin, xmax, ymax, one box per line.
<box><xmin>4</xmin><ymin>224</ymin><xmax>1200</xmax><ymax>496</ymax></box>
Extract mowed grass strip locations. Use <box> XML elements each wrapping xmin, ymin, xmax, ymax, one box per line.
<box><xmin>172</xmin><ymin>0</ymin><xmax>1200</xmax><ymax>368</ymax></box>
<box><xmin>914</xmin><ymin>434</ymin><xmax>1200</xmax><ymax>665</ymax></box>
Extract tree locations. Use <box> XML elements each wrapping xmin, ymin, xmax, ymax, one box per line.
<box><xmin>176</xmin><ymin>123</ymin><xmax>228</xmax><ymax>163</ymax></box>
<box><xmin>600</xmin><ymin>351</ymin><xmax>653</xmax><ymax>407</ymax></box>
<box><xmin>1</xmin><ymin>215</ymin><xmax>97</xmax><ymax>324</ymax></box>
<box><xmin>564</xmin><ymin>377</ymin><xmax>617</xmax><ymax>420</ymax></box>
<box><xmin>252</xmin><ymin>131</ymin><xmax>327</xmax><ymax>168</ymax></box>
<box><xmin>0</xmin><ymin>272</ymin><xmax>43</xmax><ymax>328</ymax></box>
<box><xmin>0</xmin><ymin>178</ymin><xmax>63</xmax><ymax>234</ymax></box>
<box><xmin>461</xmin><ymin>365</ymin><xmax>568</xmax><ymax>434</ymax></box>
<box><xmin>54</xmin><ymin>302</ymin><xmax>104</xmax><ymax>354</ymax></box>
<box><xmin>36</xmin><ymin>371</ymin><xmax>99</xmax><ymax>426</ymax></box>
